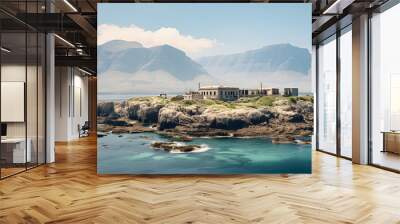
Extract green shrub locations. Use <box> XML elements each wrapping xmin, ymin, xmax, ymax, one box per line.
<box><xmin>288</xmin><ymin>97</ymin><xmax>297</xmax><ymax>104</ymax></box>
<box><xmin>298</xmin><ymin>96</ymin><xmax>314</xmax><ymax>103</ymax></box>
<box><xmin>224</xmin><ymin>102</ymin><xmax>236</xmax><ymax>109</ymax></box>
<box><xmin>204</xmin><ymin>99</ymin><xmax>217</xmax><ymax>106</ymax></box>
<box><xmin>183</xmin><ymin>100</ymin><xmax>194</xmax><ymax>106</ymax></box>
<box><xmin>256</xmin><ymin>96</ymin><xmax>275</xmax><ymax>107</ymax></box>
<box><xmin>171</xmin><ymin>95</ymin><xmax>184</xmax><ymax>101</ymax></box>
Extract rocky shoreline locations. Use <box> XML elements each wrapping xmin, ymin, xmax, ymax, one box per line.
<box><xmin>97</xmin><ymin>95</ymin><xmax>313</xmax><ymax>144</ymax></box>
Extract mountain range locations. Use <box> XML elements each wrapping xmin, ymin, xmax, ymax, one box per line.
<box><xmin>98</xmin><ymin>40</ymin><xmax>208</xmax><ymax>81</ymax></box>
<box><xmin>98</xmin><ymin>40</ymin><xmax>311</xmax><ymax>93</ymax></box>
<box><xmin>197</xmin><ymin>44</ymin><xmax>311</xmax><ymax>75</ymax></box>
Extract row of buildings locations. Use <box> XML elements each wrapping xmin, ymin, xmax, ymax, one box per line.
<box><xmin>183</xmin><ymin>85</ymin><xmax>299</xmax><ymax>101</ymax></box>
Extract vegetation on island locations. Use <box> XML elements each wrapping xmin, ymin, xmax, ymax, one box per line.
<box><xmin>97</xmin><ymin>95</ymin><xmax>314</xmax><ymax>147</ymax></box>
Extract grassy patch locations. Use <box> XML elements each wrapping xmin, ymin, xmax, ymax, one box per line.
<box><xmin>182</xmin><ymin>100</ymin><xmax>194</xmax><ymax>106</ymax></box>
<box><xmin>298</xmin><ymin>96</ymin><xmax>313</xmax><ymax>103</ymax></box>
<box><xmin>223</xmin><ymin>102</ymin><xmax>236</xmax><ymax>109</ymax></box>
<box><xmin>203</xmin><ymin>99</ymin><xmax>218</xmax><ymax>106</ymax></box>
<box><xmin>255</xmin><ymin>96</ymin><xmax>277</xmax><ymax>107</ymax></box>
<box><xmin>171</xmin><ymin>95</ymin><xmax>184</xmax><ymax>101</ymax></box>
<box><xmin>288</xmin><ymin>97</ymin><xmax>297</xmax><ymax>104</ymax></box>
<box><xmin>126</xmin><ymin>95</ymin><xmax>314</xmax><ymax>110</ymax></box>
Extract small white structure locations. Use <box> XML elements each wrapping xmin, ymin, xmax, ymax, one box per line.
<box><xmin>265</xmin><ymin>88</ymin><xmax>280</xmax><ymax>96</ymax></box>
<box><xmin>183</xmin><ymin>91</ymin><xmax>203</xmax><ymax>100</ymax></box>
<box><xmin>248</xmin><ymin>89</ymin><xmax>260</xmax><ymax>96</ymax></box>
<box><xmin>284</xmin><ymin>88</ymin><xmax>299</xmax><ymax>96</ymax></box>
<box><xmin>199</xmin><ymin>85</ymin><xmax>239</xmax><ymax>101</ymax></box>
<box><xmin>240</xmin><ymin>89</ymin><xmax>260</xmax><ymax>97</ymax></box>
<box><xmin>240</xmin><ymin>88</ymin><xmax>280</xmax><ymax>96</ymax></box>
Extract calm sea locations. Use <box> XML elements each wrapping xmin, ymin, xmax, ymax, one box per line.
<box><xmin>97</xmin><ymin>132</ymin><xmax>312</xmax><ymax>174</ymax></box>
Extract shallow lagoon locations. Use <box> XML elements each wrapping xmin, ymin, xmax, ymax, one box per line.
<box><xmin>98</xmin><ymin>132</ymin><xmax>311</xmax><ymax>174</ymax></box>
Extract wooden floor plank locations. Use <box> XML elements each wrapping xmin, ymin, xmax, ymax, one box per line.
<box><xmin>0</xmin><ymin>136</ymin><xmax>400</xmax><ymax>223</ymax></box>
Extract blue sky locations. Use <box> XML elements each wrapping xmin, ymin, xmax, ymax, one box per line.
<box><xmin>98</xmin><ymin>3</ymin><xmax>311</xmax><ymax>58</ymax></box>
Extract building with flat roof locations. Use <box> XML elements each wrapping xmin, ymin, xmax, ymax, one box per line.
<box><xmin>239</xmin><ymin>88</ymin><xmax>283</xmax><ymax>97</ymax></box>
<box><xmin>239</xmin><ymin>89</ymin><xmax>260</xmax><ymax>97</ymax></box>
<box><xmin>199</xmin><ymin>85</ymin><xmax>239</xmax><ymax>101</ymax></box>
<box><xmin>265</xmin><ymin>88</ymin><xmax>280</xmax><ymax>96</ymax></box>
<box><xmin>183</xmin><ymin>91</ymin><xmax>203</xmax><ymax>100</ymax></box>
<box><xmin>284</xmin><ymin>88</ymin><xmax>299</xmax><ymax>96</ymax></box>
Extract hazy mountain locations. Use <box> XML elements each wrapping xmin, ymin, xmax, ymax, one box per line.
<box><xmin>197</xmin><ymin>44</ymin><xmax>311</xmax><ymax>75</ymax></box>
<box><xmin>97</xmin><ymin>41</ymin><xmax>312</xmax><ymax>94</ymax></box>
<box><xmin>100</xmin><ymin>40</ymin><xmax>143</xmax><ymax>52</ymax></box>
<box><xmin>98</xmin><ymin>40</ymin><xmax>208</xmax><ymax>81</ymax></box>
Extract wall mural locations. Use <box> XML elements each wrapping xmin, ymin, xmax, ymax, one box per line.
<box><xmin>97</xmin><ymin>3</ymin><xmax>313</xmax><ymax>174</ymax></box>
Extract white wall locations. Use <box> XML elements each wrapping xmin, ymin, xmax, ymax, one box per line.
<box><xmin>55</xmin><ymin>67</ymin><xmax>70</xmax><ymax>141</ymax></box>
<box><xmin>1</xmin><ymin>65</ymin><xmax>26</xmax><ymax>138</ymax></box>
<box><xmin>55</xmin><ymin>67</ymin><xmax>89</xmax><ymax>141</ymax></box>
<box><xmin>1</xmin><ymin>63</ymin><xmax>47</xmax><ymax>164</ymax></box>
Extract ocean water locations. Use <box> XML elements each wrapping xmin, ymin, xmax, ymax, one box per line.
<box><xmin>97</xmin><ymin>132</ymin><xmax>312</xmax><ymax>174</ymax></box>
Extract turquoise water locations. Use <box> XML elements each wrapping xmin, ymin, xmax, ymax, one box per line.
<box><xmin>97</xmin><ymin>132</ymin><xmax>311</xmax><ymax>174</ymax></box>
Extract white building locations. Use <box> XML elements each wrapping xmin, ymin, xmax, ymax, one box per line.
<box><xmin>265</xmin><ymin>88</ymin><xmax>280</xmax><ymax>96</ymax></box>
<box><xmin>240</xmin><ymin>88</ymin><xmax>281</xmax><ymax>97</ymax></box>
<box><xmin>183</xmin><ymin>91</ymin><xmax>203</xmax><ymax>100</ymax></box>
<box><xmin>199</xmin><ymin>85</ymin><xmax>239</xmax><ymax>101</ymax></box>
<box><xmin>239</xmin><ymin>89</ymin><xmax>260</xmax><ymax>97</ymax></box>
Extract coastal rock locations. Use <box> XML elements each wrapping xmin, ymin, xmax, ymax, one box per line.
<box><xmin>103</xmin><ymin>118</ymin><xmax>129</xmax><ymax>126</ymax></box>
<box><xmin>114</xmin><ymin>101</ymin><xmax>128</xmax><ymax>117</ymax></box>
<box><xmin>97</xmin><ymin>132</ymin><xmax>108</xmax><ymax>138</ymax></box>
<box><xmin>248</xmin><ymin>110</ymin><xmax>268</xmax><ymax>125</ymax></box>
<box><xmin>201</xmin><ymin>108</ymin><xmax>246</xmax><ymax>130</ymax></box>
<box><xmin>128</xmin><ymin>103</ymin><xmax>163</xmax><ymax>123</ymax></box>
<box><xmin>127</xmin><ymin>104</ymin><xmax>140</xmax><ymax>120</ymax></box>
<box><xmin>151</xmin><ymin>142</ymin><xmax>202</xmax><ymax>153</ymax></box>
<box><xmin>158</xmin><ymin>107</ymin><xmax>180</xmax><ymax>130</ymax></box>
<box><xmin>98</xmin><ymin>96</ymin><xmax>314</xmax><ymax>141</ymax></box>
<box><xmin>97</xmin><ymin>102</ymin><xmax>115</xmax><ymax>117</ymax></box>
<box><xmin>108</xmin><ymin>112</ymin><xmax>121</xmax><ymax>119</ymax></box>
<box><xmin>206</xmin><ymin>108</ymin><xmax>271</xmax><ymax>130</ymax></box>
<box><xmin>272</xmin><ymin>136</ymin><xmax>295</xmax><ymax>144</ymax></box>
<box><xmin>183</xmin><ymin>105</ymin><xmax>204</xmax><ymax>116</ymax></box>
<box><xmin>138</xmin><ymin>104</ymin><xmax>162</xmax><ymax>123</ymax></box>
<box><xmin>97</xmin><ymin>122</ymin><xmax>154</xmax><ymax>134</ymax></box>
<box><xmin>287</xmin><ymin>114</ymin><xmax>305</xmax><ymax>123</ymax></box>
<box><xmin>177</xmin><ymin>113</ymin><xmax>194</xmax><ymax>126</ymax></box>
<box><xmin>211</xmin><ymin>115</ymin><xmax>249</xmax><ymax>130</ymax></box>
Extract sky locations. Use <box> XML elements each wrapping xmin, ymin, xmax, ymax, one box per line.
<box><xmin>98</xmin><ymin>3</ymin><xmax>311</xmax><ymax>58</ymax></box>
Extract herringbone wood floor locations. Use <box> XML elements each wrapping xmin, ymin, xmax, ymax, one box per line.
<box><xmin>1</xmin><ymin>136</ymin><xmax>400</xmax><ymax>224</ymax></box>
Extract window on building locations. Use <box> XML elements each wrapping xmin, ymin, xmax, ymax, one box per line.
<box><xmin>0</xmin><ymin>3</ymin><xmax>46</xmax><ymax>179</ymax></box>
<box><xmin>340</xmin><ymin>26</ymin><xmax>352</xmax><ymax>158</ymax></box>
<box><xmin>317</xmin><ymin>35</ymin><xmax>337</xmax><ymax>155</ymax></box>
<box><xmin>370</xmin><ymin>3</ymin><xmax>400</xmax><ymax>171</ymax></box>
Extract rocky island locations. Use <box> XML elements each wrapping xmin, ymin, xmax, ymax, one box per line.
<box><xmin>97</xmin><ymin>95</ymin><xmax>313</xmax><ymax>146</ymax></box>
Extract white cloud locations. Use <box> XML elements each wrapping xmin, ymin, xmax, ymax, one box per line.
<box><xmin>98</xmin><ymin>24</ymin><xmax>217</xmax><ymax>55</ymax></box>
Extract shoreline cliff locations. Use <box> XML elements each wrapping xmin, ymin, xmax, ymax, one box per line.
<box><xmin>97</xmin><ymin>95</ymin><xmax>313</xmax><ymax>144</ymax></box>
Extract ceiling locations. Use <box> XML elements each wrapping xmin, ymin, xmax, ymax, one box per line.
<box><xmin>0</xmin><ymin>0</ymin><xmax>390</xmax><ymax>75</ymax></box>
